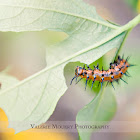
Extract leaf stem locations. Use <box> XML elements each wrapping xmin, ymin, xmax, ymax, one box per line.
<box><xmin>114</xmin><ymin>29</ymin><xmax>132</xmax><ymax>60</ymax></box>
<box><xmin>121</xmin><ymin>14</ymin><xmax>140</xmax><ymax>31</ymax></box>
<box><xmin>114</xmin><ymin>15</ymin><xmax>140</xmax><ymax>60</ymax></box>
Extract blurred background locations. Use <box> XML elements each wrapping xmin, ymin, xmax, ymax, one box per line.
<box><xmin>0</xmin><ymin>0</ymin><xmax>140</xmax><ymax>140</ymax></box>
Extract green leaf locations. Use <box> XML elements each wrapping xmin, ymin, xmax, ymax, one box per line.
<box><xmin>76</xmin><ymin>87</ymin><xmax>117</xmax><ymax>140</ymax></box>
<box><xmin>0</xmin><ymin>0</ymin><xmax>139</xmax><ymax>134</ymax></box>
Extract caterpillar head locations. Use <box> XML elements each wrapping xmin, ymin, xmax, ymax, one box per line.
<box><xmin>75</xmin><ymin>66</ymin><xmax>83</xmax><ymax>76</ymax></box>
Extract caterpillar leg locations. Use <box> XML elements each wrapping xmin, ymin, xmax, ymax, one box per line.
<box><xmin>125</xmin><ymin>71</ymin><xmax>131</xmax><ymax>77</ymax></box>
<box><xmin>129</xmin><ymin>64</ymin><xmax>136</xmax><ymax>67</ymax></box>
<box><xmin>96</xmin><ymin>63</ymin><xmax>99</xmax><ymax>69</ymax></box>
<box><xmin>76</xmin><ymin>78</ymin><xmax>83</xmax><ymax>84</ymax></box>
<box><xmin>118</xmin><ymin>55</ymin><xmax>121</xmax><ymax>60</ymax></box>
<box><xmin>106</xmin><ymin>81</ymin><xmax>115</xmax><ymax>90</ymax></box>
<box><xmin>124</xmin><ymin>73</ymin><xmax>131</xmax><ymax>77</ymax></box>
<box><xmin>86</xmin><ymin>64</ymin><xmax>90</xmax><ymax>69</ymax></box>
<box><xmin>122</xmin><ymin>54</ymin><xmax>124</xmax><ymax>59</ymax></box>
<box><xmin>106</xmin><ymin>81</ymin><xmax>109</xmax><ymax>87</ymax></box>
<box><xmin>85</xmin><ymin>78</ymin><xmax>88</xmax><ymax>90</ymax></box>
<box><xmin>76</xmin><ymin>76</ymin><xmax>78</xmax><ymax>82</ymax></box>
<box><xmin>88</xmin><ymin>79</ymin><xmax>91</xmax><ymax>83</ymax></box>
<box><xmin>120</xmin><ymin>78</ymin><xmax>128</xmax><ymax>84</ymax></box>
<box><xmin>86</xmin><ymin>64</ymin><xmax>92</xmax><ymax>70</ymax></box>
<box><xmin>98</xmin><ymin>82</ymin><xmax>100</xmax><ymax>88</ymax></box>
<box><xmin>115</xmin><ymin>79</ymin><xmax>119</xmax><ymax>84</ymax></box>
<box><xmin>83</xmin><ymin>64</ymin><xmax>85</xmax><ymax>69</ymax></box>
<box><xmin>102</xmin><ymin>66</ymin><xmax>104</xmax><ymax>71</ymax></box>
<box><xmin>126</xmin><ymin>55</ymin><xmax>131</xmax><ymax>62</ymax></box>
<box><xmin>70</xmin><ymin>76</ymin><xmax>76</xmax><ymax>85</ymax></box>
<box><xmin>91</xmin><ymin>81</ymin><xmax>94</xmax><ymax>90</ymax></box>
<box><xmin>111</xmin><ymin>82</ymin><xmax>115</xmax><ymax>90</ymax></box>
<box><xmin>101</xmin><ymin>82</ymin><xmax>103</xmax><ymax>90</ymax></box>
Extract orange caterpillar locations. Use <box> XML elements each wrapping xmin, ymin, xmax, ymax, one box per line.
<box><xmin>70</xmin><ymin>56</ymin><xmax>133</xmax><ymax>89</ymax></box>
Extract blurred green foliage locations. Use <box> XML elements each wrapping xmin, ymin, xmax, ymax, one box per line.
<box><xmin>124</xmin><ymin>0</ymin><xmax>140</xmax><ymax>13</ymax></box>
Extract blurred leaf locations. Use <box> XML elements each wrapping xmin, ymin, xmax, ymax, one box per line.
<box><xmin>76</xmin><ymin>88</ymin><xmax>117</xmax><ymax>140</ymax></box>
<box><xmin>125</xmin><ymin>0</ymin><xmax>138</xmax><ymax>9</ymax></box>
<box><xmin>124</xmin><ymin>0</ymin><xmax>140</xmax><ymax>13</ymax></box>
<box><xmin>0</xmin><ymin>0</ymin><xmax>139</xmax><ymax>135</ymax></box>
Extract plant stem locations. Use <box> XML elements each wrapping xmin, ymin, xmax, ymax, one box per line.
<box><xmin>114</xmin><ymin>29</ymin><xmax>132</xmax><ymax>60</ymax></box>
<box><xmin>114</xmin><ymin>14</ymin><xmax>140</xmax><ymax>60</ymax></box>
<box><xmin>121</xmin><ymin>14</ymin><xmax>140</xmax><ymax>31</ymax></box>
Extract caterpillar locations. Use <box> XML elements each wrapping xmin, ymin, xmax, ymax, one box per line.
<box><xmin>70</xmin><ymin>55</ymin><xmax>134</xmax><ymax>90</ymax></box>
